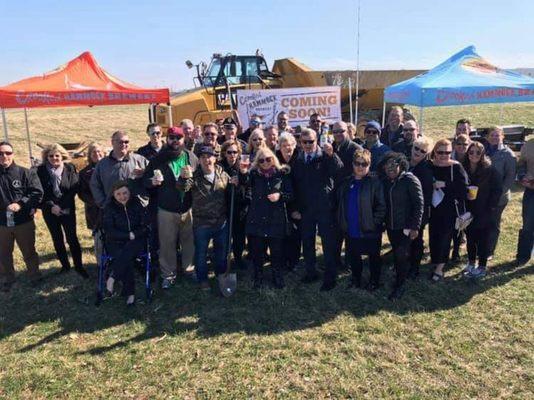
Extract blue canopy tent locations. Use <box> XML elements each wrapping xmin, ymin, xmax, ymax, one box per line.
<box><xmin>384</xmin><ymin>46</ymin><xmax>534</xmax><ymax>133</ymax></box>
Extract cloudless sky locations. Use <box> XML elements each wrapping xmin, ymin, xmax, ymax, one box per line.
<box><xmin>1</xmin><ymin>0</ymin><xmax>532</xmax><ymax>91</ymax></box>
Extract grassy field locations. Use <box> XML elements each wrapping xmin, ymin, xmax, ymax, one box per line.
<box><xmin>0</xmin><ymin>103</ymin><xmax>533</xmax><ymax>399</ymax></box>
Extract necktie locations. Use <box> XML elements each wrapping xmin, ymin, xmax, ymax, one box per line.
<box><xmin>306</xmin><ymin>154</ymin><xmax>312</xmax><ymax>164</ymax></box>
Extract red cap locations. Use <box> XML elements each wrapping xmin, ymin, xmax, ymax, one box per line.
<box><xmin>167</xmin><ymin>126</ymin><xmax>184</xmax><ymax>137</ymax></box>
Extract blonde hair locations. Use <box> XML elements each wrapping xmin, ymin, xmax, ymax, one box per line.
<box><xmin>41</xmin><ymin>143</ymin><xmax>70</xmax><ymax>163</ymax></box>
<box><xmin>279</xmin><ymin>132</ymin><xmax>296</xmax><ymax>147</ymax></box>
<box><xmin>251</xmin><ymin>147</ymin><xmax>282</xmax><ymax>171</ymax></box>
<box><xmin>413</xmin><ymin>136</ymin><xmax>434</xmax><ymax>153</ymax></box>
<box><xmin>431</xmin><ymin>138</ymin><xmax>452</xmax><ymax>160</ymax></box>
<box><xmin>86</xmin><ymin>142</ymin><xmax>105</xmax><ymax>164</ymax></box>
<box><xmin>247</xmin><ymin>128</ymin><xmax>266</xmax><ymax>154</ymax></box>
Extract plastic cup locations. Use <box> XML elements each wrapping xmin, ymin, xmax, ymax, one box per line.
<box><xmin>182</xmin><ymin>165</ymin><xmax>193</xmax><ymax>178</ymax></box>
<box><xmin>467</xmin><ymin>185</ymin><xmax>478</xmax><ymax>200</ymax></box>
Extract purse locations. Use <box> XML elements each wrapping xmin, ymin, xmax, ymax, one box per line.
<box><xmin>451</xmin><ymin>166</ymin><xmax>473</xmax><ymax>231</ymax></box>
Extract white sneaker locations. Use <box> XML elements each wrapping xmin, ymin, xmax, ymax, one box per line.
<box><xmin>462</xmin><ymin>263</ymin><xmax>476</xmax><ymax>276</ymax></box>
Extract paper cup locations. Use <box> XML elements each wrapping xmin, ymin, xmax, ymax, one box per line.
<box><xmin>467</xmin><ymin>185</ymin><xmax>478</xmax><ymax>200</ymax></box>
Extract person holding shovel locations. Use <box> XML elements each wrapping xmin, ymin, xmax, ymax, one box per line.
<box><xmin>178</xmin><ymin>146</ymin><xmax>237</xmax><ymax>291</ymax></box>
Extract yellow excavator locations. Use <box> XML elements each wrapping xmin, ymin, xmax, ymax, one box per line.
<box><xmin>149</xmin><ymin>51</ymin><xmax>423</xmax><ymax>129</ymax></box>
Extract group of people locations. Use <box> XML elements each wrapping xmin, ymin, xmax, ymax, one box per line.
<box><xmin>1</xmin><ymin>106</ymin><xmax>532</xmax><ymax>306</ymax></box>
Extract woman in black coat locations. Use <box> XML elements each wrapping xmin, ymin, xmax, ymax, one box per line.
<box><xmin>379</xmin><ymin>152</ymin><xmax>424</xmax><ymax>300</ymax></box>
<box><xmin>429</xmin><ymin>139</ymin><xmax>468</xmax><ymax>282</ymax></box>
<box><xmin>408</xmin><ymin>136</ymin><xmax>434</xmax><ymax>278</ymax></box>
<box><xmin>336</xmin><ymin>149</ymin><xmax>386</xmax><ymax>291</ymax></box>
<box><xmin>242</xmin><ymin>147</ymin><xmax>293</xmax><ymax>288</ymax></box>
<box><xmin>37</xmin><ymin>144</ymin><xmax>88</xmax><ymax>278</ymax></box>
<box><xmin>103</xmin><ymin>181</ymin><xmax>148</xmax><ymax>306</ymax></box>
<box><xmin>462</xmin><ymin>141</ymin><xmax>503</xmax><ymax>278</ymax></box>
<box><xmin>218</xmin><ymin>139</ymin><xmax>248</xmax><ymax>270</ymax></box>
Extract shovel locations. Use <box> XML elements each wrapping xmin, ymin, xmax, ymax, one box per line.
<box><xmin>218</xmin><ymin>183</ymin><xmax>237</xmax><ymax>297</ymax></box>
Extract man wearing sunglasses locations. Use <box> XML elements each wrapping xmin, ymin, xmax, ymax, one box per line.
<box><xmin>291</xmin><ymin>128</ymin><xmax>343</xmax><ymax>291</ymax></box>
<box><xmin>392</xmin><ymin>119</ymin><xmax>419</xmax><ymax>160</ymax></box>
<box><xmin>220</xmin><ymin>117</ymin><xmax>247</xmax><ymax>149</ymax></box>
<box><xmin>193</xmin><ymin>123</ymin><xmax>222</xmax><ymax>158</ymax></box>
<box><xmin>363</xmin><ymin>121</ymin><xmax>391</xmax><ymax>171</ymax></box>
<box><xmin>240</xmin><ymin>115</ymin><xmax>263</xmax><ymax>143</ymax></box>
<box><xmin>0</xmin><ymin>142</ymin><xmax>44</xmax><ymax>291</ymax></box>
<box><xmin>90</xmin><ymin>130</ymin><xmax>148</xmax><ymax>208</ymax></box>
<box><xmin>144</xmin><ymin>127</ymin><xmax>198</xmax><ymax>289</ymax></box>
<box><xmin>137</xmin><ymin>123</ymin><xmax>166</xmax><ymax>161</ymax></box>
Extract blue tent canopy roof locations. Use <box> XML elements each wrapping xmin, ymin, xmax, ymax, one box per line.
<box><xmin>384</xmin><ymin>46</ymin><xmax>534</xmax><ymax>107</ymax></box>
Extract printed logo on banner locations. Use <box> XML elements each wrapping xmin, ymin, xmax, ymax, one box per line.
<box><xmin>237</xmin><ymin>87</ymin><xmax>341</xmax><ymax>130</ymax></box>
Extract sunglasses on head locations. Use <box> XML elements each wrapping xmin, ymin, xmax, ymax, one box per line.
<box><xmin>258</xmin><ymin>157</ymin><xmax>273</xmax><ymax>164</ymax></box>
<box><xmin>302</xmin><ymin>139</ymin><xmax>315</xmax><ymax>145</ymax></box>
<box><xmin>353</xmin><ymin>161</ymin><xmax>369</xmax><ymax>167</ymax></box>
<box><xmin>436</xmin><ymin>150</ymin><xmax>452</xmax><ymax>155</ymax></box>
<box><xmin>0</xmin><ymin>151</ymin><xmax>13</xmax><ymax>156</ymax></box>
<box><xmin>226</xmin><ymin>150</ymin><xmax>238</xmax><ymax>155</ymax></box>
<box><xmin>413</xmin><ymin>146</ymin><xmax>427</xmax><ymax>154</ymax></box>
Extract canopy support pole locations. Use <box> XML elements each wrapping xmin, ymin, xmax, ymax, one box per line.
<box><xmin>381</xmin><ymin>101</ymin><xmax>386</xmax><ymax>126</ymax></box>
<box><xmin>167</xmin><ymin>105</ymin><xmax>173</xmax><ymax>127</ymax></box>
<box><xmin>348</xmin><ymin>77</ymin><xmax>353</xmax><ymax>124</ymax></box>
<box><xmin>1</xmin><ymin>109</ymin><xmax>8</xmax><ymax>141</ymax></box>
<box><xmin>24</xmin><ymin>108</ymin><xmax>34</xmax><ymax>165</ymax></box>
<box><xmin>419</xmin><ymin>106</ymin><xmax>424</xmax><ymax>135</ymax></box>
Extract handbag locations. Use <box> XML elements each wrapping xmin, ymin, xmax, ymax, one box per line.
<box><xmin>451</xmin><ymin>165</ymin><xmax>473</xmax><ymax>230</ymax></box>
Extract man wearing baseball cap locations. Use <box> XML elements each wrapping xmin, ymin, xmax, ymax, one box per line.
<box><xmin>178</xmin><ymin>145</ymin><xmax>236</xmax><ymax>291</ymax></box>
<box><xmin>144</xmin><ymin>126</ymin><xmax>198</xmax><ymax>289</ymax></box>
<box><xmin>220</xmin><ymin>117</ymin><xmax>247</xmax><ymax>149</ymax></box>
<box><xmin>239</xmin><ymin>115</ymin><xmax>263</xmax><ymax>144</ymax></box>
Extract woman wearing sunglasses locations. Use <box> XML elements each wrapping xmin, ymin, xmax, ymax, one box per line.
<box><xmin>219</xmin><ymin>140</ymin><xmax>248</xmax><ymax>270</ymax></box>
<box><xmin>408</xmin><ymin>136</ymin><xmax>434</xmax><ymax>279</ymax></box>
<box><xmin>241</xmin><ymin>147</ymin><xmax>293</xmax><ymax>288</ymax></box>
<box><xmin>429</xmin><ymin>139</ymin><xmax>468</xmax><ymax>282</ymax></box>
<box><xmin>461</xmin><ymin>142</ymin><xmax>502</xmax><ymax>278</ymax></box>
<box><xmin>336</xmin><ymin>149</ymin><xmax>386</xmax><ymax>291</ymax></box>
<box><xmin>246</xmin><ymin>129</ymin><xmax>266</xmax><ymax>161</ymax></box>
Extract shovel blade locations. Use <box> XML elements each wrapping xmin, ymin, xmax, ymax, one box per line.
<box><xmin>218</xmin><ymin>273</ymin><xmax>237</xmax><ymax>297</ymax></box>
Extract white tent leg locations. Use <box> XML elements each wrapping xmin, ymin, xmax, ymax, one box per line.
<box><xmin>348</xmin><ymin>77</ymin><xmax>353</xmax><ymax>124</ymax></box>
<box><xmin>381</xmin><ymin>101</ymin><xmax>386</xmax><ymax>126</ymax></box>
<box><xmin>1</xmin><ymin>109</ymin><xmax>8</xmax><ymax>141</ymax></box>
<box><xmin>419</xmin><ymin>106</ymin><xmax>424</xmax><ymax>135</ymax></box>
<box><xmin>24</xmin><ymin>108</ymin><xmax>34</xmax><ymax>165</ymax></box>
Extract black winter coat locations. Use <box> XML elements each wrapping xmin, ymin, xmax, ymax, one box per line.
<box><xmin>78</xmin><ymin>163</ymin><xmax>101</xmax><ymax>230</ymax></box>
<box><xmin>245</xmin><ymin>167</ymin><xmax>293</xmax><ymax>239</ymax></box>
<box><xmin>143</xmin><ymin>148</ymin><xmax>198</xmax><ymax>213</ymax></box>
<box><xmin>336</xmin><ymin>174</ymin><xmax>386</xmax><ymax>234</ymax></box>
<box><xmin>36</xmin><ymin>162</ymin><xmax>79</xmax><ymax>214</ymax></box>
<box><xmin>382</xmin><ymin>171</ymin><xmax>424</xmax><ymax>231</ymax></box>
<box><xmin>333</xmin><ymin>138</ymin><xmax>363</xmax><ymax>179</ymax></box>
<box><xmin>465</xmin><ymin>164</ymin><xmax>503</xmax><ymax>229</ymax></box>
<box><xmin>291</xmin><ymin>148</ymin><xmax>343</xmax><ymax>214</ymax></box>
<box><xmin>410</xmin><ymin>159</ymin><xmax>434</xmax><ymax>225</ymax></box>
<box><xmin>219</xmin><ymin>158</ymin><xmax>248</xmax><ymax>221</ymax></box>
<box><xmin>103</xmin><ymin>197</ymin><xmax>148</xmax><ymax>246</ymax></box>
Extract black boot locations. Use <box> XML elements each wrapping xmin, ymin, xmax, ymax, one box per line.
<box><xmin>388</xmin><ymin>285</ymin><xmax>405</xmax><ymax>301</ymax></box>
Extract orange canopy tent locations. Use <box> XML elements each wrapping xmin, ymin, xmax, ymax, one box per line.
<box><xmin>0</xmin><ymin>51</ymin><xmax>170</xmax><ymax>160</ymax></box>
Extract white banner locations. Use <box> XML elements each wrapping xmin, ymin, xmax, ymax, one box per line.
<box><xmin>237</xmin><ymin>86</ymin><xmax>341</xmax><ymax>130</ymax></box>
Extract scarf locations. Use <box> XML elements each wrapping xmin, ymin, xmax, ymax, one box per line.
<box><xmin>46</xmin><ymin>162</ymin><xmax>64</xmax><ymax>198</ymax></box>
<box><xmin>258</xmin><ymin>167</ymin><xmax>276</xmax><ymax>178</ymax></box>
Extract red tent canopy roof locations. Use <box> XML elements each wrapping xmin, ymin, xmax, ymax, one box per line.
<box><xmin>0</xmin><ymin>51</ymin><xmax>169</xmax><ymax>108</ymax></box>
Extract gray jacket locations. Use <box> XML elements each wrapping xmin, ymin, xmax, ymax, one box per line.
<box><xmin>90</xmin><ymin>151</ymin><xmax>148</xmax><ymax>207</ymax></box>
<box><xmin>489</xmin><ymin>145</ymin><xmax>516</xmax><ymax>206</ymax></box>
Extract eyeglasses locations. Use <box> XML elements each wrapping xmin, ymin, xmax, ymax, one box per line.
<box><xmin>468</xmin><ymin>150</ymin><xmax>482</xmax><ymax>156</ymax></box>
<box><xmin>365</xmin><ymin>130</ymin><xmax>379</xmax><ymax>135</ymax></box>
<box><xmin>436</xmin><ymin>150</ymin><xmax>452</xmax><ymax>155</ymax></box>
<box><xmin>333</xmin><ymin>129</ymin><xmax>345</xmax><ymax>134</ymax></box>
<box><xmin>226</xmin><ymin>150</ymin><xmax>238</xmax><ymax>155</ymax></box>
<box><xmin>258</xmin><ymin>157</ymin><xmax>273</xmax><ymax>164</ymax></box>
<box><xmin>455</xmin><ymin>142</ymin><xmax>468</xmax><ymax>147</ymax></box>
<box><xmin>115</xmin><ymin>140</ymin><xmax>129</xmax><ymax>145</ymax></box>
<box><xmin>413</xmin><ymin>146</ymin><xmax>427</xmax><ymax>154</ymax></box>
<box><xmin>48</xmin><ymin>154</ymin><xmax>61</xmax><ymax>158</ymax></box>
<box><xmin>353</xmin><ymin>161</ymin><xmax>369</xmax><ymax>167</ymax></box>
<box><xmin>168</xmin><ymin>135</ymin><xmax>183</xmax><ymax>140</ymax></box>
<box><xmin>403</xmin><ymin>128</ymin><xmax>416</xmax><ymax>132</ymax></box>
<box><xmin>302</xmin><ymin>140</ymin><xmax>315</xmax><ymax>145</ymax></box>
<box><xmin>0</xmin><ymin>151</ymin><xmax>13</xmax><ymax>156</ymax></box>
<box><xmin>204</xmin><ymin>132</ymin><xmax>217</xmax><ymax>137</ymax></box>
<box><xmin>150</xmin><ymin>130</ymin><xmax>162</xmax><ymax>135</ymax></box>
<box><xmin>252</xmin><ymin>138</ymin><xmax>264</xmax><ymax>142</ymax></box>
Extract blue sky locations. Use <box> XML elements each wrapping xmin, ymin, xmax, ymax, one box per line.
<box><xmin>1</xmin><ymin>0</ymin><xmax>532</xmax><ymax>91</ymax></box>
